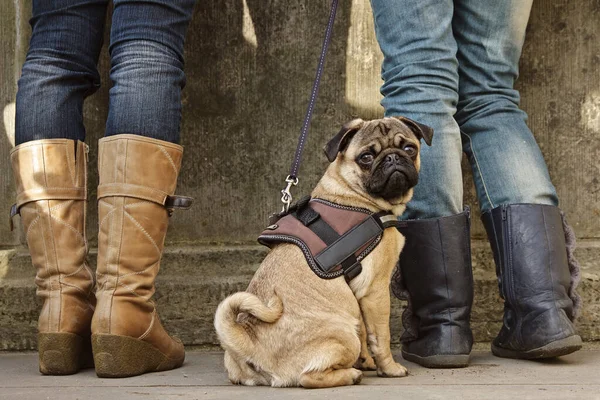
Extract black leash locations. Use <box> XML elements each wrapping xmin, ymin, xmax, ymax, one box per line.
<box><xmin>279</xmin><ymin>0</ymin><xmax>339</xmax><ymax>213</ymax></box>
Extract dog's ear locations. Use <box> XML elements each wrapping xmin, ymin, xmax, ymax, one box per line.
<box><xmin>395</xmin><ymin>116</ymin><xmax>433</xmax><ymax>146</ymax></box>
<box><xmin>323</xmin><ymin>119</ymin><xmax>365</xmax><ymax>162</ymax></box>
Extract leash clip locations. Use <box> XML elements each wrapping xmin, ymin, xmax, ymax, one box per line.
<box><xmin>280</xmin><ymin>175</ymin><xmax>299</xmax><ymax>212</ymax></box>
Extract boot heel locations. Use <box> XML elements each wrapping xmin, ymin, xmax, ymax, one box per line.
<box><xmin>38</xmin><ymin>332</ymin><xmax>92</xmax><ymax>375</ymax></box>
<box><xmin>92</xmin><ymin>334</ymin><xmax>184</xmax><ymax>378</ymax></box>
<box><xmin>492</xmin><ymin>334</ymin><xmax>582</xmax><ymax>360</ymax></box>
<box><xmin>401</xmin><ymin>349</ymin><xmax>470</xmax><ymax>368</ymax></box>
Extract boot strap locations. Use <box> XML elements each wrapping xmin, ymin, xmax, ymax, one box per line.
<box><xmin>9</xmin><ymin>187</ymin><xmax>87</xmax><ymax>231</ymax></box>
<box><xmin>97</xmin><ymin>183</ymin><xmax>193</xmax><ymax>212</ymax></box>
<box><xmin>16</xmin><ymin>187</ymin><xmax>86</xmax><ymax>208</ymax></box>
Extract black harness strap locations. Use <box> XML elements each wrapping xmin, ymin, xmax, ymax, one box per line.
<box><xmin>340</xmin><ymin>255</ymin><xmax>362</xmax><ymax>283</ymax></box>
<box><xmin>294</xmin><ymin>201</ymin><xmax>373</xmax><ymax>282</ymax></box>
<box><xmin>295</xmin><ymin>202</ymin><xmax>340</xmax><ymax>245</ymax></box>
<box><xmin>308</xmin><ymin>217</ymin><xmax>340</xmax><ymax>245</ymax></box>
<box><xmin>293</xmin><ymin>199</ymin><xmax>377</xmax><ymax>282</ymax></box>
<box><xmin>315</xmin><ymin>216</ymin><xmax>382</xmax><ymax>274</ymax></box>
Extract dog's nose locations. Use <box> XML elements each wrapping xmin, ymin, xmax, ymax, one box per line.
<box><xmin>385</xmin><ymin>153</ymin><xmax>401</xmax><ymax>164</ymax></box>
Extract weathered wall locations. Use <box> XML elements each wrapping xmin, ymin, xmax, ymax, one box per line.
<box><xmin>2</xmin><ymin>0</ymin><xmax>599</xmax><ymax>245</ymax></box>
<box><xmin>0</xmin><ymin>0</ymin><xmax>599</xmax><ymax>349</ymax></box>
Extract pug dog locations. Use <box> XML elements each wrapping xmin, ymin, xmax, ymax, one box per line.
<box><xmin>214</xmin><ymin>117</ymin><xmax>432</xmax><ymax>388</ymax></box>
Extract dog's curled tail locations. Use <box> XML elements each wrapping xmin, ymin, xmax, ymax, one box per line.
<box><xmin>214</xmin><ymin>292</ymin><xmax>283</xmax><ymax>353</ymax></box>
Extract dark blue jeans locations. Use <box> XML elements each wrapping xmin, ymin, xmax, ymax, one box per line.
<box><xmin>15</xmin><ymin>0</ymin><xmax>196</xmax><ymax>145</ymax></box>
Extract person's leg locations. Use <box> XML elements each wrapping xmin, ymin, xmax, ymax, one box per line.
<box><xmin>105</xmin><ymin>0</ymin><xmax>196</xmax><ymax>143</ymax></box>
<box><xmin>15</xmin><ymin>0</ymin><xmax>108</xmax><ymax>144</ymax></box>
<box><xmin>454</xmin><ymin>0</ymin><xmax>581</xmax><ymax>359</ymax></box>
<box><xmin>11</xmin><ymin>0</ymin><xmax>108</xmax><ymax>375</ymax></box>
<box><xmin>91</xmin><ymin>0</ymin><xmax>196</xmax><ymax>378</ymax></box>
<box><xmin>453</xmin><ymin>0</ymin><xmax>557</xmax><ymax>210</ymax></box>
<box><xmin>370</xmin><ymin>0</ymin><xmax>463</xmax><ymax>219</ymax></box>
<box><xmin>370</xmin><ymin>0</ymin><xmax>473</xmax><ymax>368</ymax></box>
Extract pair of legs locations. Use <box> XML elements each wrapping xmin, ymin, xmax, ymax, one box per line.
<box><xmin>12</xmin><ymin>0</ymin><xmax>196</xmax><ymax>377</ymax></box>
<box><xmin>370</xmin><ymin>0</ymin><xmax>556</xmax><ymax>217</ymax></box>
<box><xmin>371</xmin><ymin>0</ymin><xmax>581</xmax><ymax>367</ymax></box>
<box><xmin>16</xmin><ymin>0</ymin><xmax>196</xmax><ymax>145</ymax></box>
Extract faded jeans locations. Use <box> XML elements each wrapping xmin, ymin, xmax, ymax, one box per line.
<box><xmin>370</xmin><ymin>0</ymin><xmax>558</xmax><ymax>217</ymax></box>
<box><xmin>15</xmin><ymin>0</ymin><xmax>196</xmax><ymax>145</ymax></box>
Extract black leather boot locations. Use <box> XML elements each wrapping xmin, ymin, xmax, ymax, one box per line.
<box><xmin>482</xmin><ymin>204</ymin><xmax>582</xmax><ymax>359</ymax></box>
<box><xmin>394</xmin><ymin>208</ymin><xmax>473</xmax><ymax>368</ymax></box>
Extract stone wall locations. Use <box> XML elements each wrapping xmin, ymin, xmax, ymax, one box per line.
<box><xmin>1</xmin><ymin>0</ymin><xmax>599</xmax><ymax>349</ymax></box>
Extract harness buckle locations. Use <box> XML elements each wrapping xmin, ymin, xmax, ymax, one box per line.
<box><xmin>344</xmin><ymin>262</ymin><xmax>363</xmax><ymax>283</ymax></box>
<box><xmin>280</xmin><ymin>175</ymin><xmax>299</xmax><ymax>213</ymax></box>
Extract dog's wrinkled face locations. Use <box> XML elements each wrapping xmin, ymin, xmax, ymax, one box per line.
<box><xmin>324</xmin><ymin>117</ymin><xmax>433</xmax><ymax>204</ymax></box>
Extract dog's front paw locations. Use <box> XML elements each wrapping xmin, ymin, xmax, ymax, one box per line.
<box><xmin>377</xmin><ymin>362</ymin><xmax>408</xmax><ymax>378</ymax></box>
<box><xmin>354</xmin><ymin>355</ymin><xmax>377</xmax><ymax>371</ymax></box>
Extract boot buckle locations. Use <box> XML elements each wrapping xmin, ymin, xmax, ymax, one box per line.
<box><xmin>165</xmin><ymin>195</ymin><xmax>194</xmax><ymax>216</ymax></box>
<box><xmin>9</xmin><ymin>204</ymin><xmax>18</xmax><ymax>232</ymax></box>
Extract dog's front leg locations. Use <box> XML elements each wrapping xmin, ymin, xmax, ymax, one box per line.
<box><xmin>354</xmin><ymin>314</ymin><xmax>376</xmax><ymax>370</ymax></box>
<box><xmin>359</xmin><ymin>285</ymin><xmax>407</xmax><ymax>377</ymax></box>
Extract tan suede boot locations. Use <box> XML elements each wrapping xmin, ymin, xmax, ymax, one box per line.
<box><xmin>92</xmin><ymin>134</ymin><xmax>192</xmax><ymax>378</ymax></box>
<box><xmin>10</xmin><ymin>139</ymin><xmax>95</xmax><ymax>375</ymax></box>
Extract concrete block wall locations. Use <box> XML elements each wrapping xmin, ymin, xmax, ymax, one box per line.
<box><xmin>0</xmin><ymin>0</ymin><xmax>599</xmax><ymax>350</ymax></box>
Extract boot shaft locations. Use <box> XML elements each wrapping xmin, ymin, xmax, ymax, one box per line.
<box><xmin>394</xmin><ymin>209</ymin><xmax>474</xmax><ymax>363</ymax></box>
<box><xmin>482</xmin><ymin>204</ymin><xmax>579</xmax><ymax>353</ymax></box>
<box><xmin>97</xmin><ymin>134</ymin><xmax>183</xmax><ymax>201</ymax></box>
<box><xmin>94</xmin><ymin>134</ymin><xmax>184</xmax><ymax>339</ymax></box>
<box><xmin>10</xmin><ymin>139</ymin><xmax>94</xmax><ymax>335</ymax></box>
<box><xmin>397</xmin><ymin>208</ymin><xmax>474</xmax><ymax>320</ymax></box>
<box><xmin>482</xmin><ymin>204</ymin><xmax>573</xmax><ymax>317</ymax></box>
<box><xmin>11</xmin><ymin>139</ymin><xmax>87</xmax><ymax>202</ymax></box>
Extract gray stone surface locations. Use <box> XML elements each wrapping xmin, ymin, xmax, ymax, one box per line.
<box><xmin>0</xmin><ymin>349</ymin><xmax>599</xmax><ymax>399</ymax></box>
<box><xmin>1</xmin><ymin>243</ymin><xmax>599</xmax><ymax>351</ymax></box>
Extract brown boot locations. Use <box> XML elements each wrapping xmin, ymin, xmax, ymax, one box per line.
<box><xmin>10</xmin><ymin>139</ymin><xmax>95</xmax><ymax>375</ymax></box>
<box><xmin>92</xmin><ymin>134</ymin><xmax>192</xmax><ymax>378</ymax></box>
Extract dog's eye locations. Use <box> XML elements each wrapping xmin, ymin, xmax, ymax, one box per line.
<box><xmin>358</xmin><ymin>152</ymin><xmax>374</xmax><ymax>165</ymax></box>
<box><xmin>403</xmin><ymin>145</ymin><xmax>417</xmax><ymax>157</ymax></box>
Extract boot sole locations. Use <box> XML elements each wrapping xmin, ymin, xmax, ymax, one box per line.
<box><xmin>38</xmin><ymin>332</ymin><xmax>94</xmax><ymax>375</ymax></box>
<box><xmin>401</xmin><ymin>349</ymin><xmax>470</xmax><ymax>368</ymax></box>
<box><xmin>92</xmin><ymin>334</ymin><xmax>184</xmax><ymax>378</ymax></box>
<box><xmin>491</xmin><ymin>335</ymin><xmax>582</xmax><ymax>360</ymax></box>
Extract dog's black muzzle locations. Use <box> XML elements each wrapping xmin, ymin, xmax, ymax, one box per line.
<box><xmin>368</xmin><ymin>152</ymin><xmax>418</xmax><ymax>200</ymax></box>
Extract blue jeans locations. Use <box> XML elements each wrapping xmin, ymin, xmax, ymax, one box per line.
<box><xmin>370</xmin><ymin>0</ymin><xmax>558</xmax><ymax>217</ymax></box>
<box><xmin>15</xmin><ymin>0</ymin><xmax>196</xmax><ymax>145</ymax></box>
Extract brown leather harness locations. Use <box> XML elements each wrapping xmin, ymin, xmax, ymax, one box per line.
<box><xmin>259</xmin><ymin>197</ymin><xmax>400</xmax><ymax>282</ymax></box>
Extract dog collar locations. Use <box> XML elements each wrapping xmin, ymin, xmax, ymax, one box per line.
<box><xmin>258</xmin><ymin>196</ymin><xmax>399</xmax><ymax>282</ymax></box>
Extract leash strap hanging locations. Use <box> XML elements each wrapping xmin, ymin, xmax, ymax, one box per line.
<box><xmin>280</xmin><ymin>0</ymin><xmax>339</xmax><ymax>212</ymax></box>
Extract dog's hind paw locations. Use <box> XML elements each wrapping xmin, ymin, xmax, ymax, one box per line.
<box><xmin>377</xmin><ymin>362</ymin><xmax>408</xmax><ymax>378</ymax></box>
<box><xmin>351</xmin><ymin>368</ymin><xmax>363</xmax><ymax>385</ymax></box>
